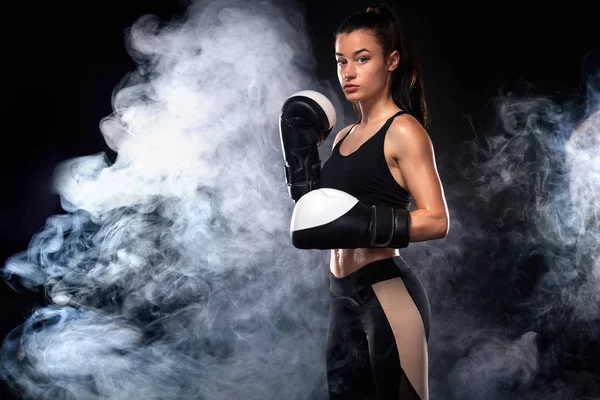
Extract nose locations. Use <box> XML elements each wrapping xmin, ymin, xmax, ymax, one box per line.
<box><xmin>343</xmin><ymin>62</ymin><xmax>356</xmax><ymax>81</ymax></box>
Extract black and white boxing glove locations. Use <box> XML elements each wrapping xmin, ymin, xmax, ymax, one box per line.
<box><xmin>290</xmin><ymin>188</ymin><xmax>411</xmax><ymax>249</ymax></box>
<box><xmin>279</xmin><ymin>90</ymin><xmax>337</xmax><ymax>202</ymax></box>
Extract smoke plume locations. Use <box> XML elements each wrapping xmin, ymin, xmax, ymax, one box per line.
<box><xmin>409</xmin><ymin>72</ymin><xmax>600</xmax><ymax>398</ymax></box>
<box><xmin>1</xmin><ymin>1</ymin><xmax>343</xmax><ymax>399</ymax></box>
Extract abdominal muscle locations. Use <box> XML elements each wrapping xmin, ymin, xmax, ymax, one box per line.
<box><xmin>330</xmin><ymin>247</ymin><xmax>399</xmax><ymax>278</ymax></box>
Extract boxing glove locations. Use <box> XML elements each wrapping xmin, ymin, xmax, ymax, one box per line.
<box><xmin>290</xmin><ymin>188</ymin><xmax>411</xmax><ymax>249</ymax></box>
<box><xmin>279</xmin><ymin>90</ymin><xmax>336</xmax><ymax>202</ymax></box>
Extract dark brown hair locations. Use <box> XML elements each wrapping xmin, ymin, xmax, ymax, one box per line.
<box><xmin>335</xmin><ymin>3</ymin><xmax>429</xmax><ymax>128</ymax></box>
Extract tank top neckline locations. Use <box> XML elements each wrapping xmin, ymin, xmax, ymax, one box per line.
<box><xmin>335</xmin><ymin>110</ymin><xmax>406</xmax><ymax>158</ymax></box>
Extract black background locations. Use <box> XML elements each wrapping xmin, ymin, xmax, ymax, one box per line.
<box><xmin>1</xmin><ymin>1</ymin><xmax>598</xmax><ymax>399</ymax></box>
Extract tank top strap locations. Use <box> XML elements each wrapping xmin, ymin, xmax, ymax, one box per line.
<box><xmin>372</xmin><ymin>110</ymin><xmax>408</xmax><ymax>146</ymax></box>
<box><xmin>335</xmin><ymin>122</ymin><xmax>359</xmax><ymax>148</ymax></box>
<box><xmin>381</xmin><ymin>110</ymin><xmax>408</xmax><ymax>131</ymax></box>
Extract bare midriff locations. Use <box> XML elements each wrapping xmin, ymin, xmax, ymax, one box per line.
<box><xmin>330</xmin><ymin>247</ymin><xmax>399</xmax><ymax>278</ymax></box>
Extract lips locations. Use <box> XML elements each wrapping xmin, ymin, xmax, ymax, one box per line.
<box><xmin>344</xmin><ymin>85</ymin><xmax>359</xmax><ymax>91</ymax></box>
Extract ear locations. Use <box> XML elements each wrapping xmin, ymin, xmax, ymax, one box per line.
<box><xmin>387</xmin><ymin>50</ymin><xmax>400</xmax><ymax>72</ymax></box>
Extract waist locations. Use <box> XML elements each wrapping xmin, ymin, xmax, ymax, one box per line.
<box><xmin>330</xmin><ymin>248</ymin><xmax>399</xmax><ymax>278</ymax></box>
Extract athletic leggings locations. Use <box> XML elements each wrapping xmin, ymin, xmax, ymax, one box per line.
<box><xmin>326</xmin><ymin>256</ymin><xmax>431</xmax><ymax>400</ymax></box>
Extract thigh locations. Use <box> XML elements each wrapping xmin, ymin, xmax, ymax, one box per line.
<box><xmin>367</xmin><ymin>276</ymin><xmax>429</xmax><ymax>400</ymax></box>
<box><xmin>326</xmin><ymin>295</ymin><xmax>376</xmax><ymax>400</ymax></box>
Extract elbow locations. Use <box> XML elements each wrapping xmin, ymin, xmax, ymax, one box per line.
<box><xmin>435</xmin><ymin>214</ymin><xmax>449</xmax><ymax>239</ymax></box>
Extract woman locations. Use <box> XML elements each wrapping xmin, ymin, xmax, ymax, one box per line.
<box><xmin>319</xmin><ymin>4</ymin><xmax>449</xmax><ymax>399</ymax></box>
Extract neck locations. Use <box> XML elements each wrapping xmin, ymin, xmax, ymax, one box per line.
<box><xmin>357</xmin><ymin>89</ymin><xmax>399</xmax><ymax>124</ymax></box>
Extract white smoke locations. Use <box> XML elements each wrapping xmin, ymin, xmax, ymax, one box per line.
<box><xmin>1</xmin><ymin>1</ymin><xmax>345</xmax><ymax>399</ymax></box>
<box><xmin>410</xmin><ymin>72</ymin><xmax>600</xmax><ymax>399</ymax></box>
<box><xmin>448</xmin><ymin>330</ymin><xmax>539</xmax><ymax>399</ymax></box>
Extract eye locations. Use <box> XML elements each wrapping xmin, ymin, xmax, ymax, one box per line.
<box><xmin>337</xmin><ymin>59</ymin><xmax>347</xmax><ymax>66</ymax></box>
<box><xmin>357</xmin><ymin>56</ymin><xmax>368</xmax><ymax>63</ymax></box>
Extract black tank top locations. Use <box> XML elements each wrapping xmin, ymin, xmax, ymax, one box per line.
<box><xmin>321</xmin><ymin>111</ymin><xmax>412</xmax><ymax>210</ymax></box>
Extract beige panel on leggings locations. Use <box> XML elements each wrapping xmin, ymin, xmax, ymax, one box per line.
<box><xmin>372</xmin><ymin>277</ymin><xmax>429</xmax><ymax>400</ymax></box>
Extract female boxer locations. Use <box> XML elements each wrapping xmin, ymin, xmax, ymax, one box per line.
<box><xmin>279</xmin><ymin>3</ymin><xmax>448</xmax><ymax>399</ymax></box>
<box><xmin>319</xmin><ymin>4</ymin><xmax>448</xmax><ymax>399</ymax></box>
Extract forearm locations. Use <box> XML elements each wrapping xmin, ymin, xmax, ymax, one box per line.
<box><xmin>408</xmin><ymin>208</ymin><xmax>448</xmax><ymax>242</ymax></box>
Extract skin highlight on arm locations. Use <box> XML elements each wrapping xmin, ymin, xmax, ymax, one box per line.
<box><xmin>387</xmin><ymin>115</ymin><xmax>449</xmax><ymax>242</ymax></box>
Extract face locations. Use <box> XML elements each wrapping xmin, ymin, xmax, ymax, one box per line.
<box><xmin>335</xmin><ymin>29</ymin><xmax>399</xmax><ymax>102</ymax></box>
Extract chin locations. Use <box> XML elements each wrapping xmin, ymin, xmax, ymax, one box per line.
<box><xmin>345</xmin><ymin>92</ymin><xmax>362</xmax><ymax>101</ymax></box>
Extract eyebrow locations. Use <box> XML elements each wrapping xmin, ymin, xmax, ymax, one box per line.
<box><xmin>335</xmin><ymin>48</ymin><xmax>371</xmax><ymax>57</ymax></box>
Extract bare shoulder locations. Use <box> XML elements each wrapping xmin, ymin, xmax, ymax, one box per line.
<box><xmin>387</xmin><ymin>113</ymin><xmax>433</xmax><ymax>159</ymax></box>
<box><xmin>330</xmin><ymin>124</ymin><xmax>356</xmax><ymax>150</ymax></box>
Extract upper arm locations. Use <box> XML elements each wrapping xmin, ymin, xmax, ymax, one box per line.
<box><xmin>388</xmin><ymin>117</ymin><xmax>449</xmax><ymax>224</ymax></box>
